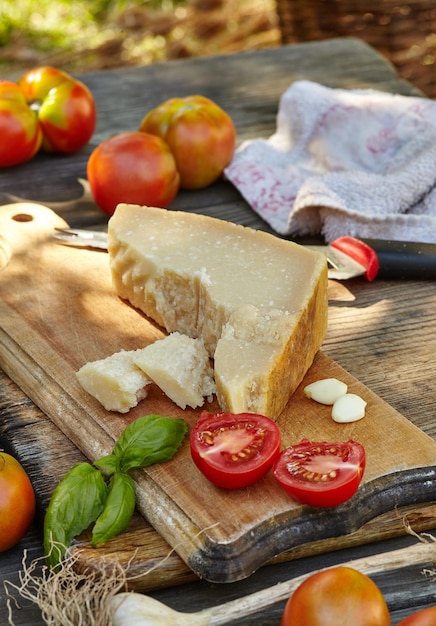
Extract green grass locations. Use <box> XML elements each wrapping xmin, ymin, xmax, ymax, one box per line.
<box><xmin>0</xmin><ymin>0</ymin><xmax>182</xmax><ymax>55</ymax></box>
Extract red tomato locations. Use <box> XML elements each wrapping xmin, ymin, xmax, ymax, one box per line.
<box><xmin>18</xmin><ymin>65</ymin><xmax>96</xmax><ymax>153</ymax></box>
<box><xmin>87</xmin><ymin>131</ymin><xmax>180</xmax><ymax>215</ymax></box>
<box><xmin>0</xmin><ymin>81</ymin><xmax>43</xmax><ymax>167</ymax></box>
<box><xmin>281</xmin><ymin>566</ymin><xmax>390</xmax><ymax>626</ymax></box>
<box><xmin>190</xmin><ymin>411</ymin><xmax>281</xmax><ymax>489</ymax></box>
<box><xmin>273</xmin><ymin>439</ymin><xmax>366</xmax><ymax>507</ymax></box>
<box><xmin>0</xmin><ymin>452</ymin><xmax>36</xmax><ymax>551</ymax></box>
<box><xmin>397</xmin><ymin>607</ymin><xmax>436</xmax><ymax>625</ymax></box>
<box><xmin>139</xmin><ymin>95</ymin><xmax>236</xmax><ymax>189</ymax></box>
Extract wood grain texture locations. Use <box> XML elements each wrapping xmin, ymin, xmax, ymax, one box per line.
<box><xmin>1</xmin><ymin>38</ymin><xmax>435</xmax><ymax>623</ymax></box>
<box><xmin>2</xmin><ymin>366</ymin><xmax>436</xmax><ymax>593</ymax></box>
<box><xmin>1</xmin><ymin>202</ymin><xmax>435</xmax><ymax>583</ymax></box>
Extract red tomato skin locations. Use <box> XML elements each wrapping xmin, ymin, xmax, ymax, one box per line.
<box><xmin>37</xmin><ymin>79</ymin><xmax>96</xmax><ymax>153</ymax></box>
<box><xmin>17</xmin><ymin>66</ymin><xmax>96</xmax><ymax>154</ymax></box>
<box><xmin>0</xmin><ymin>452</ymin><xmax>36</xmax><ymax>551</ymax></box>
<box><xmin>139</xmin><ymin>95</ymin><xmax>236</xmax><ymax>190</ymax></box>
<box><xmin>397</xmin><ymin>607</ymin><xmax>436</xmax><ymax>625</ymax></box>
<box><xmin>18</xmin><ymin>66</ymin><xmax>71</xmax><ymax>102</ymax></box>
<box><xmin>87</xmin><ymin>131</ymin><xmax>180</xmax><ymax>215</ymax></box>
<box><xmin>190</xmin><ymin>411</ymin><xmax>281</xmax><ymax>489</ymax></box>
<box><xmin>273</xmin><ymin>440</ymin><xmax>366</xmax><ymax>507</ymax></box>
<box><xmin>281</xmin><ymin>566</ymin><xmax>391</xmax><ymax>626</ymax></box>
<box><xmin>0</xmin><ymin>81</ymin><xmax>42</xmax><ymax>167</ymax></box>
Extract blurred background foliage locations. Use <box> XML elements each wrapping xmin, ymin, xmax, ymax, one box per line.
<box><xmin>0</xmin><ymin>0</ymin><xmax>280</xmax><ymax>77</ymax></box>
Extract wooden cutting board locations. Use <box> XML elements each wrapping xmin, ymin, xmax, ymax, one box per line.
<box><xmin>1</xmin><ymin>202</ymin><xmax>436</xmax><ymax>584</ymax></box>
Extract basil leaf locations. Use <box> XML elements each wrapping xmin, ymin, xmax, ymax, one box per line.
<box><xmin>93</xmin><ymin>453</ymin><xmax>120</xmax><ymax>476</ymax></box>
<box><xmin>91</xmin><ymin>472</ymin><xmax>136</xmax><ymax>547</ymax></box>
<box><xmin>43</xmin><ymin>462</ymin><xmax>108</xmax><ymax>569</ymax></box>
<box><xmin>98</xmin><ymin>414</ymin><xmax>187</xmax><ymax>473</ymax></box>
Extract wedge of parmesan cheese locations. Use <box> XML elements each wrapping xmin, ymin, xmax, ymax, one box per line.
<box><xmin>108</xmin><ymin>204</ymin><xmax>328</xmax><ymax>419</ymax></box>
<box><xmin>133</xmin><ymin>332</ymin><xmax>216</xmax><ymax>410</ymax></box>
<box><xmin>76</xmin><ymin>350</ymin><xmax>151</xmax><ymax>413</ymax></box>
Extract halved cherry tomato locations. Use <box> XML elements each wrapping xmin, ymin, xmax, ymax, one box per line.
<box><xmin>281</xmin><ymin>566</ymin><xmax>390</xmax><ymax>626</ymax></box>
<box><xmin>190</xmin><ymin>411</ymin><xmax>281</xmax><ymax>489</ymax></box>
<box><xmin>273</xmin><ymin>439</ymin><xmax>365</xmax><ymax>507</ymax></box>
<box><xmin>397</xmin><ymin>606</ymin><xmax>436</xmax><ymax>625</ymax></box>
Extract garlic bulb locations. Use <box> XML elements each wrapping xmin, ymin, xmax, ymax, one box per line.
<box><xmin>110</xmin><ymin>592</ymin><xmax>208</xmax><ymax>625</ymax></box>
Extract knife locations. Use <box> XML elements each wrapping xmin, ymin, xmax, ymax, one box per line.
<box><xmin>52</xmin><ymin>228</ymin><xmax>436</xmax><ymax>281</ymax></box>
<box><xmin>299</xmin><ymin>236</ymin><xmax>436</xmax><ymax>281</ymax></box>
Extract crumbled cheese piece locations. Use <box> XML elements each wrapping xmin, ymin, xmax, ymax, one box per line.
<box><xmin>133</xmin><ymin>332</ymin><xmax>216</xmax><ymax>409</ymax></box>
<box><xmin>76</xmin><ymin>350</ymin><xmax>151</xmax><ymax>413</ymax></box>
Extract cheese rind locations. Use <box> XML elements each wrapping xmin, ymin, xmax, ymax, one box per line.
<box><xmin>76</xmin><ymin>350</ymin><xmax>151</xmax><ymax>413</ymax></box>
<box><xmin>133</xmin><ymin>332</ymin><xmax>215</xmax><ymax>410</ymax></box>
<box><xmin>108</xmin><ymin>204</ymin><xmax>328</xmax><ymax>419</ymax></box>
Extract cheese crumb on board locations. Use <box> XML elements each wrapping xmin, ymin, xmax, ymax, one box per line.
<box><xmin>133</xmin><ymin>332</ymin><xmax>216</xmax><ymax>410</ymax></box>
<box><xmin>108</xmin><ymin>204</ymin><xmax>328</xmax><ymax>419</ymax></box>
<box><xmin>76</xmin><ymin>350</ymin><xmax>151</xmax><ymax>413</ymax></box>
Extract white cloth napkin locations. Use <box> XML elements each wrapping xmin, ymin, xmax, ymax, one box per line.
<box><xmin>224</xmin><ymin>80</ymin><xmax>436</xmax><ymax>243</ymax></box>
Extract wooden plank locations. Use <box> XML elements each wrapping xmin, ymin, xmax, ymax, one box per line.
<box><xmin>1</xmin><ymin>202</ymin><xmax>436</xmax><ymax>584</ymax></box>
<box><xmin>3</xmin><ymin>354</ymin><xmax>436</xmax><ymax>593</ymax></box>
<box><xmin>1</xmin><ymin>39</ymin><xmax>435</xmax><ymax>624</ymax></box>
<box><xmin>0</xmin><ymin>39</ymin><xmax>422</xmax><ymax>229</ymax></box>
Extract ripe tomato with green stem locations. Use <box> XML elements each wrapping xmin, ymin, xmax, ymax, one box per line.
<box><xmin>273</xmin><ymin>439</ymin><xmax>366</xmax><ymax>507</ymax></box>
<box><xmin>281</xmin><ymin>566</ymin><xmax>391</xmax><ymax>626</ymax></box>
<box><xmin>190</xmin><ymin>411</ymin><xmax>281</xmax><ymax>489</ymax></box>
<box><xmin>0</xmin><ymin>451</ymin><xmax>36</xmax><ymax>551</ymax></box>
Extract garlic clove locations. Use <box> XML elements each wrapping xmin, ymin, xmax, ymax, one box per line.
<box><xmin>332</xmin><ymin>393</ymin><xmax>367</xmax><ymax>423</ymax></box>
<box><xmin>303</xmin><ymin>378</ymin><xmax>348</xmax><ymax>405</ymax></box>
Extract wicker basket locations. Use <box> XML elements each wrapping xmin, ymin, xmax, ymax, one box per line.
<box><xmin>275</xmin><ymin>0</ymin><xmax>436</xmax><ymax>97</ymax></box>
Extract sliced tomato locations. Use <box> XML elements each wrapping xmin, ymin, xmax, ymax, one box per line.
<box><xmin>190</xmin><ymin>411</ymin><xmax>281</xmax><ymax>489</ymax></box>
<box><xmin>273</xmin><ymin>439</ymin><xmax>366</xmax><ymax>507</ymax></box>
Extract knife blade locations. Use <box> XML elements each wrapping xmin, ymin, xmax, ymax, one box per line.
<box><xmin>52</xmin><ymin>228</ymin><xmax>436</xmax><ymax>281</ymax></box>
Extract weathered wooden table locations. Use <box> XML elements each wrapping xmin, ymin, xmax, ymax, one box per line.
<box><xmin>1</xmin><ymin>38</ymin><xmax>435</xmax><ymax>625</ymax></box>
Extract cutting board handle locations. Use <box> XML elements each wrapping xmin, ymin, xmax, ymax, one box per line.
<box><xmin>0</xmin><ymin>203</ymin><xmax>69</xmax><ymax>271</ymax></box>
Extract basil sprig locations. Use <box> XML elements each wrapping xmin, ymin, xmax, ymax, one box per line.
<box><xmin>44</xmin><ymin>414</ymin><xmax>187</xmax><ymax>569</ymax></box>
<box><xmin>91</xmin><ymin>471</ymin><xmax>136</xmax><ymax>547</ymax></box>
<box><xmin>95</xmin><ymin>414</ymin><xmax>188</xmax><ymax>474</ymax></box>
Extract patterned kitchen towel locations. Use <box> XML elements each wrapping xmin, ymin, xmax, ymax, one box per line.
<box><xmin>224</xmin><ymin>80</ymin><xmax>436</xmax><ymax>243</ymax></box>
